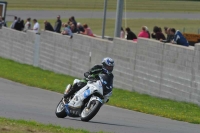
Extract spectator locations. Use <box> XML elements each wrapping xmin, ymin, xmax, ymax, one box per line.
<box><xmin>0</xmin><ymin>17</ymin><xmax>7</xmax><ymax>28</ymax></box>
<box><xmin>164</xmin><ymin>27</ymin><xmax>168</xmax><ymax>34</ymax></box>
<box><xmin>70</xmin><ymin>24</ymin><xmax>77</xmax><ymax>33</ymax></box>
<box><xmin>82</xmin><ymin>24</ymin><xmax>95</xmax><ymax>37</ymax></box>
<box><xmin>24</xmin><ymin>18</ymin><xmax>32</xmax><ymax>32</ymax></box>
<box><xmin>61</xmin><ymin>23</ymin><xmax>73</xmax><ymax>38</ymax></box>
<box><xmin>77</xmin><ymin>22</ymin><xmax>85</xmax><ymax>33</ymax></box>
<box><xmin>10</xmin><ymin>16</ymin><xmax>18</xmax><ymax>29</ymax></box>
<box><xmin>120</xmin><ymin>27</ymin><xmax>125</xmax><ymax>38</ymax></box>
<box><xmin>70</xmin><ymin>16</ymin><xmax>77</xmax><ymax>30</ymax></box>
<box><xmin>160</xmin><ymin>28</ymin><xmax>174</xmax><ymax>43</ymax></box>
<box><xmin>138</xmin><ymin>26</ymin><xmax>149</xmax><ymax>38</ymax></box>
<box><xmin>144</xmin><ymin>26</ymin><xmax>150</xmax><ymax>38</ymax></box>
<box><xmin>32</xmin><ymin>19</ymin><xmax>40</xmax><ymax>34</ymax></box>
<box><xmin>125</xmin><ymin>27</ymin><xmax>137</xmax><ymax>40</ymax></box>
<box><xmin>44</xmin><ymin>20</ymin><xmax>54</xmax><ymax>32</ymax></box>
<box><xmin>20</xmin><ymin>19</ymin><xmax>25</xmax><ymax>31</ymax></box>
<box><xmin>54</xmin><ymin>15</ymin><xmax>62</xmax><ymax>33</ymax></box>
<box><xmin>151</xmin><ymin>26</ymin><xmax>166</xmax><ymax>40</ymax></box>
<box><xmin>14</xmin><ymin>18</ymin><xmax>22</xmax><ymax>31</ymax></box>
<box><xmin>170</xmin><ymin>28</ymin><xmax>189</xmax><ymax>47</ymax></box>
<box><xmin>151</xmin><ymin>26</ymin><xmax>158</xmax><ymax>39</ymax></box>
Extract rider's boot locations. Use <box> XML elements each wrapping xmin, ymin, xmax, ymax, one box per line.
<box><xmin>63</xmin><ymin>83</ymin><xmax>79</xmax><ymax>98</ymax></box>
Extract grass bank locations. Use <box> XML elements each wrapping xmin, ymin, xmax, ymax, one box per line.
<box><xmin>0</xmin><ymin>57</ymin><xmax>200</xmax><ymax>124</ymax></box>
<box><xmin>0</xmin><ymin>117</ymin><xmax>104</xmax><ymax>133</ymax></box>
<box><xmin>4</xmin><ymin>0</ymin><xmax>200</xmax><ymax>12</ymax></box>
<box><xmin>7</xmin><ymin>18</ymin><xmax>200</xmax><ymax>37</ymax></box>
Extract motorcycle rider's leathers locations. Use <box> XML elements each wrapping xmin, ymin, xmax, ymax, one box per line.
<box><xmin>64</xmin><ymin>65</ymin><xmax>114</xmax><ymax>102</ymax></box>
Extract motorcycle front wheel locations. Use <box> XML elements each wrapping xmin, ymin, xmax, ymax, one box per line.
<box><xmin>55</xmin><ymin>98</ymin><xmax>67</xmax><ymax>118</ymax></box>
<box><xmin>81</xmin><ymin>100</ymin><xmax>102</xmax><ymax>122</ymax></box>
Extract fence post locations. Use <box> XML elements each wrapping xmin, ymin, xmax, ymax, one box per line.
<box><xmin>33</xmin><ymin>34</ymin><xmax>40</xmax><ymax>67</ymax></box>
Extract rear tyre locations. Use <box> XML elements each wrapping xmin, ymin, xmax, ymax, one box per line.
<box><xmin>55</xmin><ymin>99</ymin><xmax>67</xmax><ymax>118</ymax></box>
<box><xmin>81</xmin><ymin>100</ymin><xmax>102</xmax><ymax>122</ymax></box>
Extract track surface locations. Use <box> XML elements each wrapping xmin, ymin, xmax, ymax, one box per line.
<box><xmin>6</xmin><ymin>10</ymin><xmax>200</xmax><ymax>22</ymax></box>
<box><xmin>0</xmin><ymin>78</ymin><xmax>199</xmax><ymax>133</ymax></box>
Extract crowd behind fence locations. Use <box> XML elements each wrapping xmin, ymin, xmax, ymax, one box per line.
<box><xmin>1</xmin><ymin>14</ymin><xmax>200</xmax><ymax>47</ymax></box>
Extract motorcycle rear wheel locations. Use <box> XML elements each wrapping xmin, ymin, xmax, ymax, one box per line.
<box><xmin>81</xmin><ymin>100</ymin><xmax>102</xmax><ymax>122</ymax></box>
<box><xmin>55</xmin><ymin>98</ymin><xmax>67</xmax><ymax>118</ymax></box>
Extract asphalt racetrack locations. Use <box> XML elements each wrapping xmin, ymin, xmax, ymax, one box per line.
<box><xmin>6</xmin><ymin>10</ymin><xmax>200</xmax><ymax>22</ymax></box>
<box><xmin>0</xmin><ymin>78</ymin><xmax>199</xmax><ymax>133</ymax></box>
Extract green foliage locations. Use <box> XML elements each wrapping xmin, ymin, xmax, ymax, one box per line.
<box><xmin>0</xmin><ymin>57</ymin><xmax>200</xmax><ymax>124</ymax></box>
<box><xmin>0</xmin><ymin>117</ymin><xmax>103</xmax><ymax>133</ymax></box>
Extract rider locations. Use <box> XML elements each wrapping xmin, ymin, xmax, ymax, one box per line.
<box><xmin>64</xmin><ymin>57</ymin><xmax>114</xmax><ymax>100</ymax></box>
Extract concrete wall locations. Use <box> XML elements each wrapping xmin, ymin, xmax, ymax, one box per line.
<box><xmin>0</xmin><ymin>27</ymin><xmax>200</xmax><ymax>105</ymax></box>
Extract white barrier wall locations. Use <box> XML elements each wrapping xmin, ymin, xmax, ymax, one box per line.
<box><xmin>0</xmin><ymin>27</ymin><xmax>200</xmax><ymax>105</ymax></box>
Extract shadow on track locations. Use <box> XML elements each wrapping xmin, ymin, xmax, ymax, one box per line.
<box><xmin>64</xmin><ymin>117</ymin><xmax>140</xmax><ymax>128</ymax></box>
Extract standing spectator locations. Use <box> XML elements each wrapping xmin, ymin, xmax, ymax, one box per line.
<box><xmin>44</xmin><ymin>20</ymin><xmax>54</xmax><ymax>32</ymax></box>
<box><xmin>14</xmin><ymin>18</ymin><xmax>22</xmax><ymax>31</ymax></box>
<box><xmin>160</xmin><ymin>28</ymin><xmax>174</xmax><ymax>43</ymax></box>
<box><xmin>20</xmin><ymin>19</ymin><xmax>25</xmax><ymax>31</ymax></box>
<box><xmin>125</xmin><ymin>27</ymin><xmax>137</xmax><ymax>40</ymax></box>
<box><xmin>77</xmin><ymin>22</ymin><xmax>85</xmax><ymax>33</ymax></box>
<box><xmin>120</xmin><ymin>27</ymin><xmax>125</xmax><ymax>38</ymax></box>
<box><xmin>138</xmin><ymin>26</ymin><xmax>149</xmax><ymax>38</ymax></box>
<box><xmin>0</xmin><ymin>17</ymin><xmax>7</xmax><ymax>28</ymax></box>
<box><xmin>10</xmin><ymin>16</ymin><xmax>18</xmax><ymax>29</ymax></box>
<box><xmin>32</xmin><ymin>19</ymin><xmax>40</xmax><ymax>34</ymax></box>
<box><xmin>70</xmin><ymin>16</ymin><xmax>77</xmax><ymax>30</ymax></box>
<box><xmin>54</xmin><ymin>15</ymin><xmax>62</xmax><ymax>33</ymax></box>
<box><xmin>61</xmin><ymin>23</ymin><xmax>73</xmax><ymax>38</ymax></box>
<box><xmin>24</xmin><ymin>18</ymin><xmax>32</xmax><ymax>32</ymax></box>
<box><xmin>82</xmin><ymin>24</ymin><xmax>95</xmax><ymax>37</ymax></box>
<box><xmin>170</xmin><ymin>28</ymin><xmax>189</xmax><ymax>47</ymax></box>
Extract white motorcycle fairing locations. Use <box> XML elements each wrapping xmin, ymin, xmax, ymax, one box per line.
<box><xmin>65</xmin><ymin>80</ymin><xmax>104</xmax><ymax>117</ymax></box>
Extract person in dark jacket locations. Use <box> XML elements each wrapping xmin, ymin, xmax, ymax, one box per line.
<box><xmin>125</xmin><ymin>27</ymin><xmax>137</xmax><ymax>40</ymax></box>
<box><xmin>54</xmin><ymin>15</ymin><xmax>62</xmax><ymax>33</ymax></box>
<box><xmin>151</xmin><ymin>26</ymin><xmax>166</xmax><ymax>40</ymax></box>
<box><xmin>77</xmin><ymin>22</ymin><xmax>85</xmax><ymax>33</ymax></box>
<box><xmin>70</xmin><ymin>16</ymin><xmax>77</xmax><ymax>30</ymax></box>
<box><xmin>44</xmin><ymin>20</ymin><xmax>54</xmax><ymax>32</ymax></box>
<box><xmin>19</xmin><ymin>19</ymin><xmax>24</xmax><ymax>31</ymax></box>
<box><xmin>170</xmin><ymin>28</ymin><xmax>189</xmax><ymax>47</ymax></box>
<box><xmin>14</xmin><ymin>18</ymin><xmax>22</xmax><ymax>31</ymax></box>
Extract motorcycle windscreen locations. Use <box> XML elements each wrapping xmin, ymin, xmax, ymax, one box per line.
<box><xmin>98</xmin><ymin>74</ymin><xmax>113</xmax><ymax>95</ymax></box>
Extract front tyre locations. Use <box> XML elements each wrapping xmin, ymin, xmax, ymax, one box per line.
<box><xmin>55</xmin><ymin>98</ymin><xmax>67</xmax><ymax>118</ymax></box>
<box><xmin>81</xmin><ymin>100</ymin><xmax>102</xmax><ymax>122</ymax></box>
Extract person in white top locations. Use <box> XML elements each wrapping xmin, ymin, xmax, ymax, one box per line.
<box><xmin>10</xmin><ymin>16</ymin><xmax>18</xmax><ymax>29</ymax></box>
<box><xmin>120</xmin><ymin>27</ymin><xmax>125</xmax><ymax>38</ymax></box>
<box><xmin>24</xmin><ymin>18</ymin><xmax>32</xmax><ymax>32</ymax></box>
<box><xmin>32</xmin><ymin>19</ymin><xmax>40</xmax><ymax>33</ymax></box>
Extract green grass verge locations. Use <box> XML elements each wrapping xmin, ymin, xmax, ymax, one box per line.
<box><xmin>4</xmin><ymin>0</ymin><xmax>200</xmax><ymax>12</ymax></box>
<box><xmin>7</xmin><ymin>18</ymin><xmax>200</xmax><ymax>37</ymax></box>
<box><xmin>0</xmin><ymin>57</ymin><xmax>200</xmax><ymax>124</ymax></box>
<box><xmin>0</xmin><ymin>117</ymin><xmax>104</xmax><ymax>133</ymax></box>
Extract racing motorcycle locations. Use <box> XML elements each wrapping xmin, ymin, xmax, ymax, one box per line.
<box><xmin>55</xmin><ymin>74</ymin><xmax>112</xmax><ymax>122</ymax></box>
